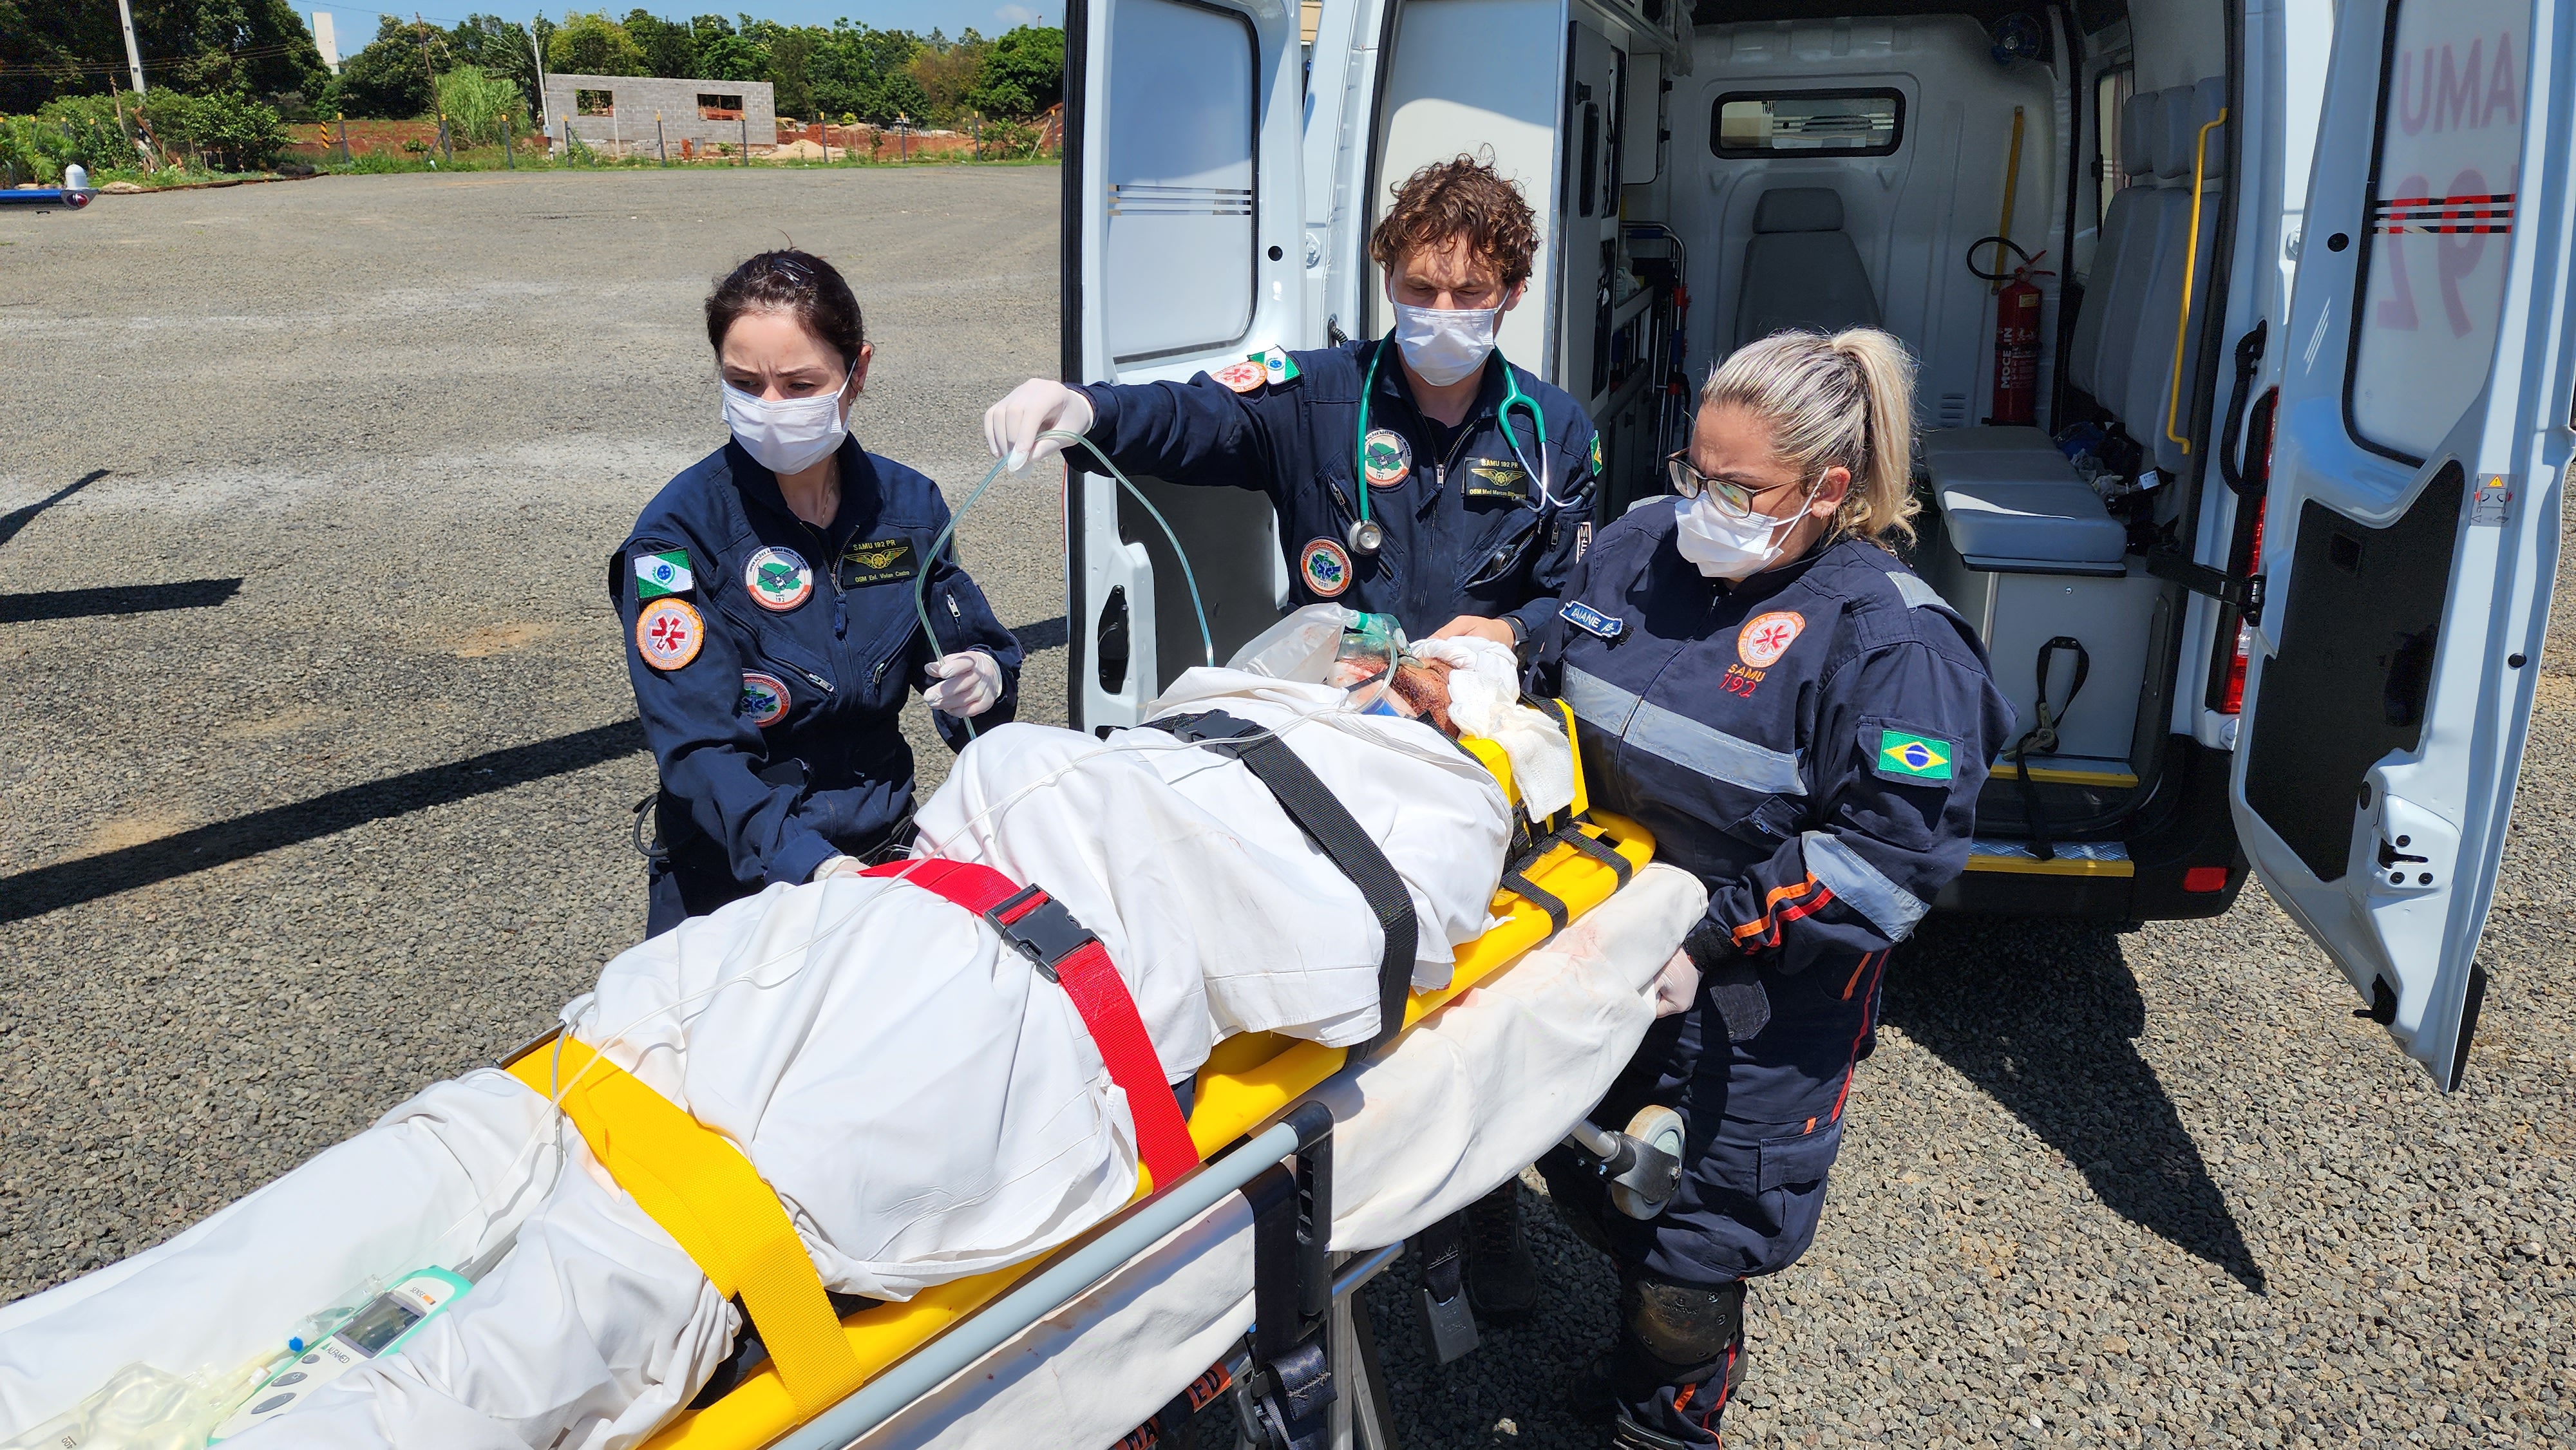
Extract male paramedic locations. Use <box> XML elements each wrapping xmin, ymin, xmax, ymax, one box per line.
<box><xmin>1531</xmin><ymin>328</ymin><xmax>2012</xmax><ymax>1450</ymax></box>
<box><xmin>983</xmin><ymin>155</ymin><xmax>1604</xmax><ymax>1317</ymax></box>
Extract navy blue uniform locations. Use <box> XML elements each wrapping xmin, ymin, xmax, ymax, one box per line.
<box><xmin>613</xmin><ymin>437</ymin><xmax>1023</xmax><ymax>936</ymax></box>
<box><xmin>1076</xmin><ymin>338</ymin><xmax>1599</xmax><ymax>641</ymax></box>
<box><xmin>1531</xmin><ymin>513</ymin><xmax>2011</xmax><ymax>1447</ymax></box>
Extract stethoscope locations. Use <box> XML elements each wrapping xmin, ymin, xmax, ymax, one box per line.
<box><xmin>1347</xmin><ymin>334</ymin><xmax>1556</xmax><ymax>557</ymax></box>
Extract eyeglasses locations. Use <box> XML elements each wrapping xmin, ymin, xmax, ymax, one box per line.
<box><xmin>1664</xmin><ymin>451</ymin><xmax>1804</xmax><ymax>520</ymax></box>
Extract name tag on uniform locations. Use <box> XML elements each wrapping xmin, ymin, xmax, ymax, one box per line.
<box><xmin>840</xmin><ymin>536</ymin><xmax>919</xmax><ymax>587</ymax></box>
<box><xmin>1560</xmin><ymin>600</ymin><xmax>1624</xmax><ymax>639</ymax></box>
<box><xmin>1463</xmin><ymin>459</ymin><xmax>1528</xmax><ymax>500</ymax></box>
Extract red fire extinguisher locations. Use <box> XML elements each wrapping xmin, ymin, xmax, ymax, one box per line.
<box><xmin>1968</xmin><ymin>236</ymin><xmax>2053</xmax><ymax>427</ymax></box>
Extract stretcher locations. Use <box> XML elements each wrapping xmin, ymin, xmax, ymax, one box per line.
<box><xmin>0</xmin><ymin>708</ymin><xmax>1706</xmax><ymax>1450</ymax></box>
<box><xmin>582</xmin><ymin>713</ymin><xmax>1689</xmax><ymax>1450</ymax></box>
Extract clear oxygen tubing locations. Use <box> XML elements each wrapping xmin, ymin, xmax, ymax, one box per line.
<box><xmin>912</xmin><ymin>431</ymin><xmax>1216</xmax><ymax>739</ymax></box>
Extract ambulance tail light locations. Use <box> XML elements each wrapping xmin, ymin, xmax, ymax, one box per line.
<box><xmin>2217</xmin><ymin>500</ymin><xmax>2265</xmax><ymax>715</ymax></box>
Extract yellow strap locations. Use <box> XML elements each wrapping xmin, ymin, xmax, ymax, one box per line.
<box><xmin>505</xmin><ymin>1039</ymin><xmax>866</xmax><ymax>1422</ymax></box>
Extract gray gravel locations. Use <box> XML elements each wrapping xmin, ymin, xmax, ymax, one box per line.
<box><xmin>5</xmin><ymin>170</ymin><xmax>2572</xmax><ymax>1449</ymax></box>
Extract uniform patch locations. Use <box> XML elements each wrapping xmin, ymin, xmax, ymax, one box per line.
<box><xmin>1463</xmin><ymin>459</ymin><xmax>1528</xmax><ymax>500</ymax></box>
<box><xmin>1300</xmin><ymin>537</ymin><xmax>1353</xmax><ymax>598</ymax></box>
<box><xmin>1211</xmin><ymin>359</ymin><xmax>1269</xmax><ymax>393</ymax></box>
<box><xmin>743</xmin><ymin>545</ymin><xmax>813</xmax><ymax>612</ymax></box>
<box><xmin>839</xmin><ymin>536</ymin><xmax>919</xmax><ymax>588</ymax></box>
<box><xmin>1559</xmin><ymin>599</ymin><xmax>1624</xmax><ymax>639</ymax></box>
<box><xmin>1576</xmin><ymin>520</ymin><xmax>1593</xmax><ymax>559</ymax></box>
<box><xmin>636</xmin><ymin>598</ymin><xmax>705</xmax><ymax>671</ymax></box>
<box><xmin>1877</xmin><ymin>729</ymin><xmax>1955</xmax><ymax>782</ymax></box>
<box><xmin>1736</xmin><ymin>610</ymin><xmax>1806</xmax><ymax>668</ymax></box>
<box><xmin>1588</xmin><ymin>433</ymin><xmax>1603</xmax><ymax>475</ymax></box>
<box><xmin>1259</xmin><ymin>347</ymin><xmax>1300</xmax><ymax>385</ymax></box>
<box><xmin>1361</xmin><ymin>428</ymin><xmax>1412</xmax><ymax>487</ymax></box>
<box><xmin>738</xmin><ymin>670</ymin><xmax>790</xmax><ymax>726</ymax></box>
<box><xmin>633</xmin><ymin>549</ymin><xmax>694</xmax><ymax>600</ymax></box>
<box><xmin>1721</xmin><ymin>663</ymin><xmax>1765</xmax><ymax>699</ymax></box>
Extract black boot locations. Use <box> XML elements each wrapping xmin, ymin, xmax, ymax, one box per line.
<box><xmin>1465</xmin><ymin>1178</ymin><xmax>1538</xmax><ymax>1324</ymax></box>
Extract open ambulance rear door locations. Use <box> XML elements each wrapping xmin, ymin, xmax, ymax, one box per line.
<box><xmin>2231</xmin><ymin>0</ymin><xmax>2573</xmax><ymax>1089</ymax></box>
<box><xmin>1061</xmin><ymin>0</ymin><xmax>1309</xmax><ymax>732</ymax></box>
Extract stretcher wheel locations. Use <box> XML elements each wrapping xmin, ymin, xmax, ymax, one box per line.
<box><xmin>1608</xmin><ymin>1104</ymin><xmax>1686</xmax><ymax>1219</ymax></box>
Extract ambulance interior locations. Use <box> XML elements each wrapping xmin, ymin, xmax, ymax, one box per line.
<box><xmin>1336</xmin><ymin>0</ymin><xmax>2266</xmax><ymax>917</ymax></box>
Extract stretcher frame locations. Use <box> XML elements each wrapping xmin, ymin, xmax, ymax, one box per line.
<box><xmin>497</xmin><ymin>710</ymin><xmax>1654</xmax><ymax>1450</ymax></box>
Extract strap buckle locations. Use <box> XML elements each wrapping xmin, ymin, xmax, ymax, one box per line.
<box><xmin>982</xmin><ymin>883</ymin><xmax>1098</xmax><ymax>983</ymax></box>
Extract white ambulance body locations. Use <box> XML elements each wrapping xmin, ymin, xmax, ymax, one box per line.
<box><xmin>1057</xmin><ymin>0</ymin><xmax>2571</xmax><ymax>1088</ymax></box>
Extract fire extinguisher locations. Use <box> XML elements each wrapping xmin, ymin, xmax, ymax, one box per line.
<box><xmin>1967</xmin><ymin>236</ymin><xmax>2053</xmax><ymax>427</ymax></box>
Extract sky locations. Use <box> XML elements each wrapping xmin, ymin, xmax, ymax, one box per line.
<box><xmin>308</xmin><ymin>0</ymin><xmax>1062</xmax><ymax>49</ymax></box>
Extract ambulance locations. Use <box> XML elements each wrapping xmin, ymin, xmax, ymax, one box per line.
<box><xmin>1054</xmin><ymin>0</ymin><xmax>2570</xmax><ymax>1089</ymax></box>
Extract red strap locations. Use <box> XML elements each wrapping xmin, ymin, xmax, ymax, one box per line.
<box><xmin>862</xmin><ymin>860</ymin><xmax>1201</xmax><ymax>1189</ymax></box>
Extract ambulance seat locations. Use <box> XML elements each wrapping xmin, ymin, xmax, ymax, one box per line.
<box><xmin>1920</xmin><ymin>90</ymin><xmax>2163</xmax><ymax>466</ymax></box>
<box><xmin>2133</xmin><ymin>78</ymin><xmax>2227</xmax><ymax>476</ymax></box>
<box><xmin>1732</xmin><ymin>188</ymin><xmax>1881</xmax><ymax>346</ymax></box>
<box><xmin>2115</xmin><ymin>87</ymin><xmax>2210</xmax><ymax>473</ymax></box>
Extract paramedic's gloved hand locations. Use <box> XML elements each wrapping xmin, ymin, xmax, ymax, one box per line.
<box><xmin>1650</xmin><ymin>948</ymin><xmax>1701</xmax><ymax>1019</ymax></box>
<box><xmin>811</xmin><ymin>854</ymin><xmax>862</xmax><ymax>883</ymax></box>
<box><xmin>923</xmin><ymin>650</ymin><xmax>1003</xmax><ymax>718</ymax></box>
<box><xmin>1432</xmin><ymin>614</ymin><xmax>1517</xmax><ymax>648</ymax></box>
<box><xmin>983</xmin><ymin>379</ymin><xmax>1094</xmax><ymax>475</ymax></box>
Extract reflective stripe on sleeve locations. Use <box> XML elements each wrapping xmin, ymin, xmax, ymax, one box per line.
<box><xmin>1801</xmin><ymin>830</ymin><xmax>1928</xmax><ymax>941</ymax></box>
<box><xmin>1563</xmin><ymin>666</ymin><xmax>1806</xmax><ymax>796</ymax></box>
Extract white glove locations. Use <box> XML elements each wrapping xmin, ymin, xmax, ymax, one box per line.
<box><xmin>983</xmin><ymin>379</ymin><xmax>1095</xmax><ymax>475</ymax></box>
<box><xmin>811</xmin><ymin>854</ymin><xmax>862</xmax><ymax>883</ymax></box>
<box><xmin>923</xmin><ymin>650</ymin><xmax>1003</xmax><ymax>718</ymax></box>
<box><xmin>1650</xmin><ymin>948</ymin><xmax>1702</xmax><ymax>1019</ymax></box>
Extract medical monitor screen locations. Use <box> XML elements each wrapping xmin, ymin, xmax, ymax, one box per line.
<box><xmin>1711</xmin><ymin>90</ymin><xmax>1904</xmax><ymax>158</ymax></box>
<box><xmin>337</xmin><ymin>1295</ymin><xmax>423</xmax><ymax>1357</ymax></box>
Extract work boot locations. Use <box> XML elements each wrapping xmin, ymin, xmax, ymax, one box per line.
<box><xmin>1464</xmin><ymin>1177</ymin><xmax>1538</xmax><ymax>1324</ymax></box>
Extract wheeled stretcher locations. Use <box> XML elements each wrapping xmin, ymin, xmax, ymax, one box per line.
<box><xmin>0</xmin><ymin>701</ymin><xmax>1705</xmax><ymax>1450</ymax></box>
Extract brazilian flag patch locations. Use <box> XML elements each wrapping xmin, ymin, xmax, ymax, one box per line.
<box><xmin>1875</xmin><ymin>729</ymin><xmax>1955</xmax><ymax>783</ymax></box>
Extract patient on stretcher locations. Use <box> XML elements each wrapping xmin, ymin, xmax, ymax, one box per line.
<box><xmin>0</xmin><ymin>622</ymin><xmax>1571</xmax><ymax>1450</ymax></box>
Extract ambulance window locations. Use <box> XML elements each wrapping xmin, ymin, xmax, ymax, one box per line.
<box><xmin>1101</xmin><ymin>0</ymin><xmax>1259</xmax><ymax>364</ymax></box>
<box><xmin>2346</xmin><ymin>0</ymin><xmax>2532</xmax><ymax>462</ymax></box>
<box><xmin>1710</xmin><ymin>91</ymin><xmax>1902</xmax><ymax>158</ymax></box>
<box><xmin>2094</xmin><ymin>66</ymin><xmax>2134</xmax><ymax>220</ymax></box>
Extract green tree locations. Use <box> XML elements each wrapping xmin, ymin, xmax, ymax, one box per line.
<box><xmin>331</xmin><ymin>16</ymin><xmax>440</xmax><ymax>118</ymax></box>
<box><xmin>434</xmin><ymin>64</ymin><xmax>528</xmax><ymax>144</ymax></box>
<box><xmin>906</xmin><ymin>37</ymin><xmax>978</xmax><ymax>124</ymax></box>
<box><xmin>694</xmin><ymin>29</ymin><xmax>768</xmax><ymax>84</ymax></box>
<box><xmin>966</xmin><ymin>26</ymin><xmax>1062</xmax><ymax>120</ymax></box>
<box><xmin>547</xmin><ymin>12</ymin><xmax>647</xmax><ymax>76</ymax></box>
<box><xmin>0</xmin><ymin>0</ymin><xmax>327</xmax><ymax>113</ymax></box>
<box><xmin>622</xmin><ymin>10</ymin><xmax>697</xmax><ymax>78</ymax></box>
<box><xmin>446</xmin><ymin>14</ymin><xmax>542</xmax><ymax>112</ymax></box>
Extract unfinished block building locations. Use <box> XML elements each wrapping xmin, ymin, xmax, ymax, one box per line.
<box><xmin>542</xmin><ymin>75</ymin><xmax>777</xmax><ymax>158</ymax></box>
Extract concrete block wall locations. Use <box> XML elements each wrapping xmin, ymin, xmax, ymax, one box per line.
<box><xmin>544</xmin><ymin>74</ymin><xmax>776</xmax><ymax>156</ymax></box>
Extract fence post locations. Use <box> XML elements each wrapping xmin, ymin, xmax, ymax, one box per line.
<box><xmin>438</xmin><ymin>116</ymin><xmax>452</xmax><ymax>165</ymax></box>
<box><xmin>657</xmin><ymin>113</ymin><xmax>667</xmax><ymax>165</ymax></box>
<box><xmin>334</xmin><ymin>112</ymin><xmax>350</xmax><ymax>164</ymax></box>
<box><xmin>503</xmin><ymin>114</ymin><xmax>514</xmax><ymax>167</ymax></box>
<box><xmin>739</xmin><ymin>115</ymin><xmax>748</xmax><ymax>165</ymax></box>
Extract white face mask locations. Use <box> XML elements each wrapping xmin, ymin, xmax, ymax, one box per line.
<box><xmin>1671</xmin><ymin>485</ymin><xmax>1819</xmax><ymax>581</ymax></box>
<box><xmin>723</xmin><ymin>374</ymin><xmax>850</xmax><ymax>476</ymax></box>
<box><xmin>1389</xmin><ymin>299</ymin><xmax>1501</xmax><ymax>387</ymax></box>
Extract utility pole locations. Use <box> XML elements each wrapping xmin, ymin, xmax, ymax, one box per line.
<box><xmin>531</xmin><ymin>12</ymin><xmax>551</xmax><ymax>143</ymax></box>
<box><xmin>114</xmin><ymin>0</ymin><xmax>147</xmax><ymax>93</ymax></box>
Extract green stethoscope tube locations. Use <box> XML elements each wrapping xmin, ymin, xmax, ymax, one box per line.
<box><xmin>1351</xmin><ymin>335</ymin><xmax>1552</xmax><ymax>552</ymax></box>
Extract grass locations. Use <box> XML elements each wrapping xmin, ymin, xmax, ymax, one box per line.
<box><xmin>66</xmin><ymin>141</ymin><xmax>1056</xmax><ymax>189</ymax></box>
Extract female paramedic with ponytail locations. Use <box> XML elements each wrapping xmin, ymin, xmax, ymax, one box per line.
<box><xmin>615</xmin><ymin>250</ymin><xmax>1024</xmax><ymax>936</ymax></box>
<box><xmin>1533</xmin><ymin>329</ymin><xmax>2012</xmax><ymax>1450</ymax></box>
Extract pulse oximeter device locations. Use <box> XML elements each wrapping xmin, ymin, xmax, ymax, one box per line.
<box><xmin>207</xmin><ymin>1267</ymin><xmax>473</xmax><ymax>1442</ymax></box>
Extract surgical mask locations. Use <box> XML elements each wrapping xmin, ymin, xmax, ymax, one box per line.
<box><xmin>1390</xmin><ymin>300</ymin><xmax>1501</xmax><ymax>386</ymax></box>
<box><xmin>1671</xmin><ymin>485</ymin><xmax>1817</xmax><ymax>581</ymax></box>
<box><xmin>723</xmin><ymin>375</ymin><xmax>850</xmax><ymax>475</ymax></box>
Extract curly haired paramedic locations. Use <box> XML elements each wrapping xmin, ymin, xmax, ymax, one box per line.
<box><xmin>618</xmin><ymin>251</ymin><xmax>1023</xmax><ymax>936</ymax></box>
<box><xmin>1531</xmin><ymin>329</ymin><xmax>2013</xmax><ymax>1450</ymax></box>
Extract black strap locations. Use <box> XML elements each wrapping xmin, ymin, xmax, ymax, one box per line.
<box><xmin>1499</xmin><ymin>866</ymin><xmax>1569</xmax><ymax>935</ymax></box>
<box><xmin>1549</xmin><ymin>822</ymin><xmax>1634</xmax><ymax>887</ymax></box>
<box><xmin>2005</xmin><ymin>636</ymin><xmax>2090</xmax><ymax>862</ymax></box>
<box><xmin>1143</xmin><ymin>711</ymin><xmax>1419</xmax><ymax>1053</ymax></box>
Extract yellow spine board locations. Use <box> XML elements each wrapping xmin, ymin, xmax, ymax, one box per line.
<box><xmin>640</xmin><ymin>809</ymin><xmax>1654</xmax><ymax>1450</ymax></box>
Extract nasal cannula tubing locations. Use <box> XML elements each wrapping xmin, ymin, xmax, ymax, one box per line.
<box><xmin>913</xmin><ymin>430</ymin><xmax>1216</xmax><ymax>740</ymax></box>
<box><xmin>403</xmin><ymin>692</ymin><xmax>1447</xmax><ymax>1274</ymax></box>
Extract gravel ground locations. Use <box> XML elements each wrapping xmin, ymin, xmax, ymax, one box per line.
<box><xmin>4</xmin><ymin>170</ymin><xmax>2571</xmax><ymax>1450</ymax></box>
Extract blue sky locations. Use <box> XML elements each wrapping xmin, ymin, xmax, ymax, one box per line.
<box><xmin>312</xmin><ymin>1</ymin><xmax>1061</xmax><ymax>44</ymax></box>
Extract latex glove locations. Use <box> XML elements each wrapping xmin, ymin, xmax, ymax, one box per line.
<box><xmin>1430</xmin><ymin>614</ymin><xmax>1517</xmax><ymax>647</ymax></box>
<box><xmin>983</xmin><ymin>379</ymin><xmax>1095</xmax><ymax>475</ymax></box>
<box><xmin>811</xmin><ymin>854</ymin><xmax>862</xmax><ymax>883</ymax></box>
<box><xmin>1650</xmin><ymin>948</ymin><xmax>1701</xmax><ymax>1019</ymax></box>
<box><xmin>922</xmin><ymin>650</ymin><xmax>1003</xmax><ymax>718</ymax></box>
